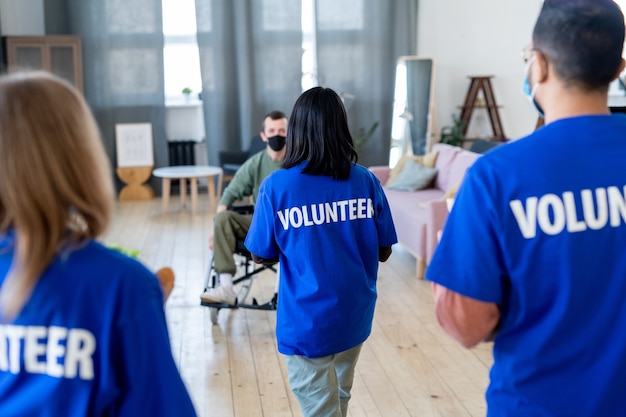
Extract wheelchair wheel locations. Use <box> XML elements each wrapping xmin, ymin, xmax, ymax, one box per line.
<box><xmin>232</xmin><ymin>255</ymin><xmax>254</xmax><ymax>303</ymax></box>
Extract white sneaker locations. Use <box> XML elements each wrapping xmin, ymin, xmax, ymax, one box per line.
<box><xmin>200</xmin><ymin>286</ymin><xmax>237</xmax><ymax>305</ymax></box>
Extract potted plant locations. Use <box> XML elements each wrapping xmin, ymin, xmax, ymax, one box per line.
<box><xmin>440</xmin><ymin>115</ymin><xmax>465</xmax><ymax>147</ymax></box>
<box><xmin>182</xmin><ymin>87</ymin><xmax>193</xmax><ymax>100</ymax></box>
<box><xmin>354</xmin><ymin>121</ymin><xmax>379</xmax><ymax>152</ymax></box>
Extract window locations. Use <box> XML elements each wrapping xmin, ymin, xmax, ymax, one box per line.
<box><xmin>301</xmin><ymin>0</ymin><xmax>318</xmax><ymax>90</ymax></box>
<box><xmin>604</xmin><ymin>1</ymin><xmax>626</xmax><ymax>95</ymax></box>
<box><xmin>161</xmin><ymin>0</ymin><xmax>360</xmax><ymax>100</ymax></box>
<box><xmin>614</xmin><ymin>0</ymin><xmax>626</xmax><ymax>61</ymax></box>
<box><xmin>162</xmin><ymin>0</ymin><xmax>202</xmax><ymax>101</ymax></box>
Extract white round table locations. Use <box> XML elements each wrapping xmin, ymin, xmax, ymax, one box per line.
<box><xmin>153</xmin><ymin>165</ymin><xmax>223</xmax><ymax>215</ymax></box>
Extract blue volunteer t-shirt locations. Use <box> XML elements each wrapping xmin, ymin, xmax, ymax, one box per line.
<box><xmin>0</xmin><ymin>233</ymin><xmax>197</xmax><ymax>417</ymax></box>
<box><xmin>245</xmin><ymin>162</ymin><xmax>397</xmax><ymax>358</ymax></box>
<box><xmin>427</xmin><ymin>115</ymin><xmax>626</xmax><ymax>417</ymax></box>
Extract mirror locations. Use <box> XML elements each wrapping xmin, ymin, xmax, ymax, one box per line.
<box><xmin>389</xmin><ymin>56</ymin><xmax>435</xmax><ymax>167</ymax></box>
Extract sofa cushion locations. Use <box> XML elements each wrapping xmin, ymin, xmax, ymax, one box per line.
<box><xmin>443</xmin><ymin>182</ymin><xmax>460</xmax><ymax>200</ymax></box>
<box><xmin>368</xmin><ymin>165</ymin><xmax>390</xmax><ymax>185</ymax></box>
<box><xmin>386</xmin><ymin>159</ymin><xmax>438</xmax><ymax>191</ymax></box>
<box><xmin>447</xmin><ymin>150</ymin><xmax>481</xmax><ymax>192</ymax></box>
<box><xmin>431</xmin><ymin>144</ymin><xmax>463</xmax><ymax>191</ymax></box>
<box><xmin>387</xmin><ymin>150</ymin><xmax>438</xmax><ymax>186</ymax></box>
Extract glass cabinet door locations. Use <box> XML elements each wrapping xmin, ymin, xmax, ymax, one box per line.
<box><xmin>4</xmin><ymin>36</ymin><xmax>83</xmax><ymax>93</ymax></box>
<box><xmin>14</xmin><ymin>45</ymin><xmax>45</xmax><ymax>71</ymax></box>
<box><xmin>50</xmin><ymin>45</ymin><xmax>78</xmax><ymax>89</ymax></box>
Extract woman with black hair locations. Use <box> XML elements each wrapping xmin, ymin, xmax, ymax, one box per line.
<box><xmin>245</xmin><ymin>86</ymin><xmax>397</xmax><ymax>417</ymax></box>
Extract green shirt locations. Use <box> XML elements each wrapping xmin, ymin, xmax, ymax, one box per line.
<box><xmin>219</xmin><ymin>150</ymin><xmax>282</xmax><ymax>207</ymax></box>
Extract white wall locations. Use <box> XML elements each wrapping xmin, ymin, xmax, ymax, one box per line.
<box><xmin>0</xmin><ymin>0</ymin><xmax>44</xmax><ymax>35</ymax></box>
<box><xmin>417</xmin><ymin>0</ymin><xmax>544</xmax><ymax>142</ymax></box>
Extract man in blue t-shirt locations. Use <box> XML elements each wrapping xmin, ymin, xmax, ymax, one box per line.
<box><xmin>427</xmin><ymin>1</ymin><xmax>626</xmax><ymax>416</ymax></box>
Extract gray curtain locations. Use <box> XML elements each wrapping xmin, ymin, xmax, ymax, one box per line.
<box><xmin>195</xmin><ymin>0</ymin><xmax>303</xmax><ymax>165</ymax></box>
<box><xmin>45</xmin><ymin>0</ymin><xmax>167</xmax><ymax>193</ymax></box>
<box><xmin>0</xmin><ymin>14</ymin><xmax>3</xmax><ymax>73</ymax></box>
<box><xmin>194</xmin><ymin>0</ymin><xmax>416</xmax><ymax>166</ymax></box>
<box><xmin>316</xmin><ymin>0</ymin><xmax>418</xmax><ymax>167</ymax></box>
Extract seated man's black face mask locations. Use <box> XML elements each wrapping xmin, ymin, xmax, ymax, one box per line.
<box><xmin>267</xmin><ymin>135</ymin><xmax>286</xmax><ymax>151</ymax></box>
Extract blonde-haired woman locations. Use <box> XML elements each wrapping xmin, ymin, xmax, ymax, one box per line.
<box><xmin>0</xmin><ymin>72</ymin><xmax>197</xmax><ymax>417</ymax></box>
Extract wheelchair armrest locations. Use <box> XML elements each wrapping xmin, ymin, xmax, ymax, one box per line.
<box><xmin>219</xmin><ymin>150</ymin><xmax>249</xmax><ymax>165</ymax></box>
<box><xmin>235</xmin><ymin>240</ymin><xmax>251</xmax><ymax>254</ymax></box>
<box><xmin>251</xmin><ymin>252</ymin><xmax>279</xmax><ymax>265</ymax></box>
<box><xmin>220</xmin><ymin>150</ymin><xmax>249</xmax><ymax>176</ymax></box>
<box><xmin>222</xmin><ymin>163</ymin><xmax>242</xmax><ymax>173</ymax></box>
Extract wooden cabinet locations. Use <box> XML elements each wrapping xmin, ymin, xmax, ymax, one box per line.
<box><xmin>3</xmin><ymin>35</ymin><xmax>83</xmax><ymax>93</ymax></box>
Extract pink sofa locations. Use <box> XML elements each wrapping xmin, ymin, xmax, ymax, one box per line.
<box><xmin>369</xmin><ymin>143</ymin><xmax>481</xmax><ymax>278</ymax></box>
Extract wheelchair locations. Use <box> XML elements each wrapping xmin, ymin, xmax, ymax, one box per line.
<box><xmin>200</xmin><ymin>204</ymin><xmax>278</xmax><ymax>325</ymax></box>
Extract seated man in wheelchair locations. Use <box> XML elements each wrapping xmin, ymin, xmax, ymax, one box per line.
<box><xmin>200</xmin><ymin>110</ymin><xmax>288</xmax><ymax>305</ymax></box>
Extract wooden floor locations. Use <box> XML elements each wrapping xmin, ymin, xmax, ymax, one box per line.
<box><xmin>101</xmin><ymin>197</ymin><xmax>494</xmax><ymax>417</ymax></box>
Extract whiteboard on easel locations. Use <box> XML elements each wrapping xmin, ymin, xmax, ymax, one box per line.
<box><xmin>115</xmin><ymin>123</ymin><xmax>154</xmax><ymax>167</ymax></box>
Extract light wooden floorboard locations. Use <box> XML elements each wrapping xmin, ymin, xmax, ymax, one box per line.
<box><xmin>101</xmin><ymin>198</ymin><xmax>493</xmax><ymax>417</ymax></box>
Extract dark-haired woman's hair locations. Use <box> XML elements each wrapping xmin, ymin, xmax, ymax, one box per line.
<box><xmin>282</xmin><ymin>87</ymin><xmax>357</xmax><ymax>180</ymax></box>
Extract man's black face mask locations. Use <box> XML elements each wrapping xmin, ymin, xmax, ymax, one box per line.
<box><xmin>267</xmin><ymin>135</ymin><xmax>286</xmax><ymax>151</ymax></box>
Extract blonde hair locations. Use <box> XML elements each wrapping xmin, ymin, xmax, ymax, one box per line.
<box><xmin>0</xmin><ymin>71</ymin><xmax>114</xmax><ymax>318</ymax></box>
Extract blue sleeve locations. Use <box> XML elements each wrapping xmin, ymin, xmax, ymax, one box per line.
<box><xmin>426</xmin><ymin>163</ymin><xmax>506</xmax><ymax>303</ymax></box>
<box><xmin>108</xmin><ymin>265</ymin><xmax>197</xmax><ymax>416</ymax></box>
<box><xmin>374</xmin><ymin>181</ymin><xmax>398</xmax><ymax>247</ymax></box>
<box><xmin>244</xmin><ymin>180</ymin><xmax>279</xmax><ymax>259</ymax></box>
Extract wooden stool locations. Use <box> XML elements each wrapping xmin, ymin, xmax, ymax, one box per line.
<box><xmin>117</xmin><ymin>166</ymin><xmax>154</xmax><ymax>201</ymax></box>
